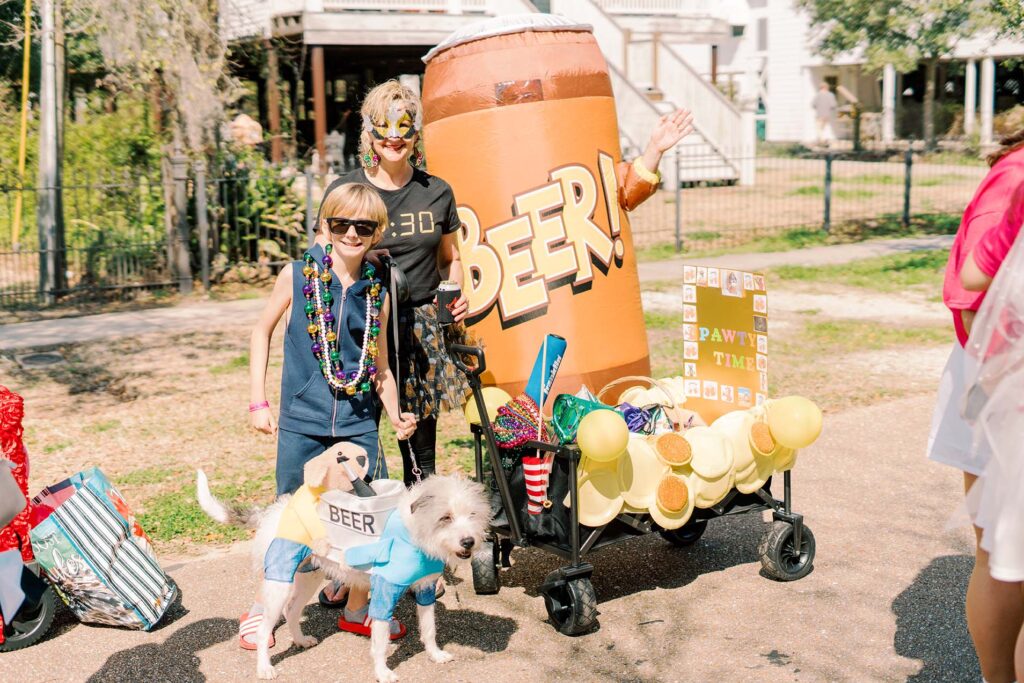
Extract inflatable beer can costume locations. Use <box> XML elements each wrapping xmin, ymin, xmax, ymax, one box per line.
<box><xmin>421</xmin><ymin>15</ymin><xmax>661</xmax><ymax>397</ymax></box>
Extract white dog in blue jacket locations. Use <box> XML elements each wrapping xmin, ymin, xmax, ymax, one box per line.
<box><xmin>348</xmin><ymin>474</ymin><xmax>491</xmax><ymax>682</ymax></box>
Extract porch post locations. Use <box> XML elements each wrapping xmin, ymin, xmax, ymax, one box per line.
<box><xmin>882</xmin><ymin>63</ymin><xmax>896</xmax><ymax>144</ymax></box>
<box><xmin>265</xmin><ymin>38</ymin><xmax>284</xmax><ymax>164</ymax></box>
<box><xmin>980</xmin><ymin>56</ymin><xmax>995</xmax><ymax>147</ymax></box>
<box><xmin>964</xmin><ymin>58</ymin><xmax>977</xmax><ymax>136</ymax></box>
<box><xmin>312</xmin><ymin>46</ymin><xmax>327</xmax><ymax>174</ymax></box>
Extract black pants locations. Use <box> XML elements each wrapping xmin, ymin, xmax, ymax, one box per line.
<box><xmin>398</xmin><ymin>415</ymin><xmax>437</xmax><ymax>487</ymax></box>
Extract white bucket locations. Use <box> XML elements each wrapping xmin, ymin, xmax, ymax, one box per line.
<box><xmin>318</xmin><ymin>479</ymin><xmax>405</xmax><ymax>561</ymax></box>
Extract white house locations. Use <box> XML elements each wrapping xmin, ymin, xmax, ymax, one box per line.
<box><xmin>218</xmin><ymin>0</ymin><xmax>1024</xmax><ymax>185</ymax></box>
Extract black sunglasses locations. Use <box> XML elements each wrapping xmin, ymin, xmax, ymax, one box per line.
<box><xmin>326</xmin><ymin>217</ymin><xmax>378</xmax><ymax>237</ymax></box>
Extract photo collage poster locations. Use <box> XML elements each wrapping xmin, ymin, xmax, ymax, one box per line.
<box><xmin>681</xmin><ymin>265</ymin><xmax>768</xmax><ymax>422</ymax></box>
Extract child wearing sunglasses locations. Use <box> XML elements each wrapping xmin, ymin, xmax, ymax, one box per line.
<box><xmin>242</xmin><ymin>182</ymin><xmax>417</xmax><ymax>648</ymax></box>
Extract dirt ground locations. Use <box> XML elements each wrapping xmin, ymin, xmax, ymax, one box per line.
<box><xmin>1</xmin><ymin>261</ymin><xmax>954</xmax><ymax>557</ymax></box>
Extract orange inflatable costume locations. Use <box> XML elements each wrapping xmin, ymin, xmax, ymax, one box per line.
<box><xmin>422</xmin><ymin>15</ymin><xmax>659</xmax><ymax>397</ymax></box>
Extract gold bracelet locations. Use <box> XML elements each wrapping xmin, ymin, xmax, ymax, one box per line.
<box><xmin>632</xmin><ymin>157</ymin><xmax>662</xmax><ymax>185</ymax></box>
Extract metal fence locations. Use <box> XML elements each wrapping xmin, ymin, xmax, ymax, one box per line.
<box><xmin>0</xmin><ymin>170</ymin><xmax>170</xmax><ymax>309</ymax></box>
<box><xmin>0</xmin><ymin>148</ymin><xmax>986</xmax><ymax>314</ymax></box>
<box><xmin>627</xmin><ymin>147</ymin><xmax>987</xmax><ymax>250</ymax></box>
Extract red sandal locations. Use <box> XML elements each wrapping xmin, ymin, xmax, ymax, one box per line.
<box><xmin>239</xmin><ymin>611</ymin><xmax>275</xmax><ymax>651</ymax></box>
<box><xmin>337</xmin><ymin>611</ymin><xmax>407</xmax><ymax>641</ymax></box>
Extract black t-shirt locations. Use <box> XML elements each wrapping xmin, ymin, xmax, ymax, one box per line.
<box><xmin>324</xmin><ymin>168</ymin><xmax>461</xmax><ymax>304</ymax></box>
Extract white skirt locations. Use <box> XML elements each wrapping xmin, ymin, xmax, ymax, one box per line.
<box><xmin>927</xmin><ymin>343</ymin><xmax>991</xmax><ymax>475</ymax></box>
<box><xmin>965</xmin><ymin>365</ymin><xmax>1024</xmax><ymax>583</ymax></box>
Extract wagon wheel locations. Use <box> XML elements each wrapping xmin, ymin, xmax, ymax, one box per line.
<box><xmin>471</xmin><ymin>540</ymin><xmax>500</xmax><ymax>595</ymax></box>
<box><xmin>758</xmin><ymin>520</ymin><xmax>815</xmax><ymax>582</ymax></box>
<box><xmin>541</xmin><ymin>571</ymin><xmax>598</xmax><ymax>636</ymax></box>
<box><xmin>659</xmin><ymin>519</ymin><xmax>708</xmax><ymax>547</ymax></box>
<box><xmin>0</xmin><ymin>585</ymin><xmax>58</xmax><ymax>652</ymax></box>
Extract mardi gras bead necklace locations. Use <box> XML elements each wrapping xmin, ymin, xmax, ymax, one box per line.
<box><xmin>301</xmin><ymin>244</ymin><xmax>382</xmax><ymax>395</ymax></box>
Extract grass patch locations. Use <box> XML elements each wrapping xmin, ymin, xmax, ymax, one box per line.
<box><xmin>842</xmin><ymin>174</ymin><xmax>900</xmax><ymax>185</ymax></box>
<box><xmin>117</xmin><ymin>466</ymin><xmax>180</xmax><ymax>486</ymax></box>
<box><xmin>771</xmin><ymin>249</ymin><xmax>947</xmax><ymax>293</ymax></box>
<box><xmin>834</xmin><ymin>188</ymin><xmax>876</xmax><ymax>199</ymax></box>
<box><xmin>43</xmin><ymin>440</ymin><xmax>72</xmax><ymax>454</ymax></box>
<box><xmin>138</xmin><ymin>473</ymin><xmax>274</xmax><ymax>543</ymax></box>
<box><xmin>644</xmin><ymin>311</ymin><xmax>683</xmax><ymax>330</ymax></box>
<box><xmin>84</xmin><ymin>419</ymin><xmax>121</xmax><ymax>433</ymax></box>
<box><xmin>789</xmin><ymin>185</ymin><xmax>822</xmax><ymax>196</ymax></box>
<box><xmin>794</xmin><ymin>319</ymin><xmax>949</xmax><ymax>354</ymax></box>
<box><xmin>639</xmin><ymin>213</ymin><xmax>959</xmax><ymax>262</ymax></box>
<box><xmin>636</xmin><ymin>242</ymin><xmax>682</xmax><ymax>261</ymax></box>
<box><xmin>689</xmin><ymin>230</ymin><xmax>722</xmax><ymax>242</ymax></box>
<box><xmin>917</xmin><ymin>173</ymin><xmax>975</xmax><ymax>187</ymax></box>
<box><xmin>209</xmin><ymin>352</ymin><xmax>249</xmax><ymax>375</ymax></box>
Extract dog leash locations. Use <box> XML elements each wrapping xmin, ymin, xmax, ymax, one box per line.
<box><xmin>384</xmin><ymin>260</ymin><xmax>422</xmax><ymax>485</ymax></box>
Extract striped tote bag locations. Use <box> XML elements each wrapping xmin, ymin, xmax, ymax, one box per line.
<box><xmin>29</xmin><ymin>467</ymin><xmax>176</xmax><ymax>630</ymax></box>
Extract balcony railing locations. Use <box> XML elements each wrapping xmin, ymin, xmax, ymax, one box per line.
<box><xmin>593</xmin><ymin>0</ymin><xmax>716</xmax><ymax>16</ymax></box>
<box><xmin>321</xmin><ymin>0</ymin><xmax>488</xmax><ymax>11</ymax></box>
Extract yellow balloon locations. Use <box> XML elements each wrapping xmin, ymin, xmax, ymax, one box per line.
<box><xmin>576</xmin><ymin>409</ymin><xmax>629</xmax><ymax>463</ymax></box>
<box><xmin>463</xmin><ymin>387</ymin><xmax>513</xmax><ymax>425</ymax></box>
<box><xmin>765</xmin><ymin>396</ymin><xmax>823</xmax><ymax>449</ymax></box>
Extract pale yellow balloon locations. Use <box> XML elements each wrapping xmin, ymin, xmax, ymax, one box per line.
<box><xmin>463</xmin><ymin>386</ymin><xmax>513</xmax><ymax>425</ymax></box>
<box><xmin>765</xmin><ymin>396</ymin><xmax>823</xmax><ymax>449</ymax></box>
<box><xmin>576</xmin><ymin>409</ymin><xmax>629</xmax><ymax>462</ymax></box>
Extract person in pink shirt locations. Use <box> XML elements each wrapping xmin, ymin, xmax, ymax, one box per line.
<box><xmin>928</xmin><ymin>131</ymin><xmax>1024</xmax><ymax>683</ymax></box>
<box><xmin>959</xmin><ymin>181</ymin><xmax>1024</xmax><ymax>683</ymax></box>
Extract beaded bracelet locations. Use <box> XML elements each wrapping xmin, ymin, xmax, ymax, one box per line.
<box><xmin>248</xmin><ymin>401</ymin><xmax>270</xmax><ymax>413</ymax></box>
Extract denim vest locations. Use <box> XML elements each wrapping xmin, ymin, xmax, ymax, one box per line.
<box><xmin>278</xmin><ymin>244</ymin><xmax>386</xmax><ymax>436</ymax></box>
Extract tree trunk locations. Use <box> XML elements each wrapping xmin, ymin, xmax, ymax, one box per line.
<box><xmin>923</xmin><ymin>58</ymin><xmax>938</xmax><ymax>150</ymax></box>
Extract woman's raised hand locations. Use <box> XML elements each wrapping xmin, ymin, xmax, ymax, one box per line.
<box><xmin>649</xmin><ymin>108</ymin><xmax>695</xmax><ymax>153</ymax></box>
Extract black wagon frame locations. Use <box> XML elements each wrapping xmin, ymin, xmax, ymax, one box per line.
<box><xmin>451</xmin><ymin>344</ymin><xmax>816</xmax><ymax>636</ymax></box>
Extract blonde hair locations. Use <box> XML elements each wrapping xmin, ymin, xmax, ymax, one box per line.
<box><xmin>319</xmin><ymin>183</ymin><xmax>387</xmax><ymax>247</ymax></box>
<box><xmin>359</xmin><ymin>80</ymin><xmax>424</xmax><ymax>166</ymax></box>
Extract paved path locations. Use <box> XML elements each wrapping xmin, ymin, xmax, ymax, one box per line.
<box><xmin>1</xmin><ymin>395</ymin><xmax>977</xmax><ymax>682</ymax></box>
<box><xmin>0</xmin><ymin>236</ymin><xmax>953</xmax><ymax>353</ymax></box>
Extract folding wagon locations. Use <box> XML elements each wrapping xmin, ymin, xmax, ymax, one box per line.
<box><xmin>450</xmin><ymin>344</ymin><xmax>816</xmax><ymax>636</ymax></box>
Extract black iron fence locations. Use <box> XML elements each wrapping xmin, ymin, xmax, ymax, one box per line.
<box><xmin>0</xmin><ymin>147</ymin><xmax>987</xmax><ymax>314</ymax></box>
<box><xmin>0</xmin><ymin>170</ymin><xmax>170</xmax><ymax>309</ymax></box>
<box><xmin>627</xmin><ymin>146</ymin><xmax>986</xmax><ymax>251</ymax></box>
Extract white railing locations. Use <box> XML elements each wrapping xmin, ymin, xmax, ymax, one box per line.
<box><xmin>594</xmin><ymin>0</ymin><xmax>715</xmax><ymax>16</ymax></box>
<box><xmin>321</xmin><ymin>0</ymin><xmax>488</xmax><ymax>11</ymax></box>
<box><xmin>656</xmin><ymin>40</ymin><xmax>741</xmax><ymax>158</ymax></box>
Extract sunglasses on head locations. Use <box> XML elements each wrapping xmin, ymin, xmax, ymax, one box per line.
<box><xmin>325</xmin><ymin>217</ymin><xmax>378</xmax><ymax>237</ymax></box>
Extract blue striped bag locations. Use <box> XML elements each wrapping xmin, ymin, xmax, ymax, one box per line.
<box><xmin>29</xmin><ymin>467</ymin><xmax>176</xmax><ymax>630</ymax></box>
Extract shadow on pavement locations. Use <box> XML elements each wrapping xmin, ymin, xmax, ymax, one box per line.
<box><xmin>892</xmin><ymin>554</ymin><xmax>978</xmax><ymax>682</ymax></box>
<box><xmin>387</xmin><ymin>602</ymin><xmax>517</xmax><ymax>668</ymax></box>
<box><xmin>86</xmin><ymin>617</ymin><xmax>236</xmax><ymax>682</ymax></box>
<box><xmin>494</xmin><ymin>512</ymin><xmax>767</xmax><ymax>602</ymax></box>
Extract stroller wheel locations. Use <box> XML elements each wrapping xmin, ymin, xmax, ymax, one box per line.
<box><xmin>0</xmin><ymin>585</ymin><xmax>58</xmax><ymax>652</ymax></box>
<box><xmin>541</xmin><ymin>572</ymin><xmax>598</xmax><ymax>636</ymax></box>
<box><xmin>758</xmin><ymin>520</ymin><xmax>816</xmax><ymax>582</ymax></box>
<box><xmin>471</xmin><ymin>541</ymin><xmax>500</xmax><ymax>595</ymax></box>
<box><xmin>659</xmin><ymin>520</ymin><xmax>708</xmax><ymax>547</ymax></box>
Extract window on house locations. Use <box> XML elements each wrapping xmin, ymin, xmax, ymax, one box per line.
<box><xmin>757</xmin><ymin>18</ymin><xmax>768</xmax><ymax>52</ymax></box>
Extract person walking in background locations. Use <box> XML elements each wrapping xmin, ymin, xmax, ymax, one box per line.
<box><xmin>927</xmin><ymin>129</ymin><xmax>1024</xmax><ymax>683</ymax></box>
<box><xmin>812</xmin><ymin>82</ymin><xmax>838</xmax><ymax>146</ymax></box>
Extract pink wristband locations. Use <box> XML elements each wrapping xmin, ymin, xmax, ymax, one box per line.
<box><xmin>248</xmin><ymin>401</ymin><xmax>270</xmax><ymax>413</ymax></box>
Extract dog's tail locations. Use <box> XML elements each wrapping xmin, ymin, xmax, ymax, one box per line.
<box><xmin>195</xmin><ymin>469</ymin><xmax>264</xmax><ymax>528</ymax></box>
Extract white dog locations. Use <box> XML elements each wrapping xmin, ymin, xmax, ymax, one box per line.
<box><xmin>196</xmin><ymin>468</ymin><xmax>491</xmax><ymax>682</ymax></box>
